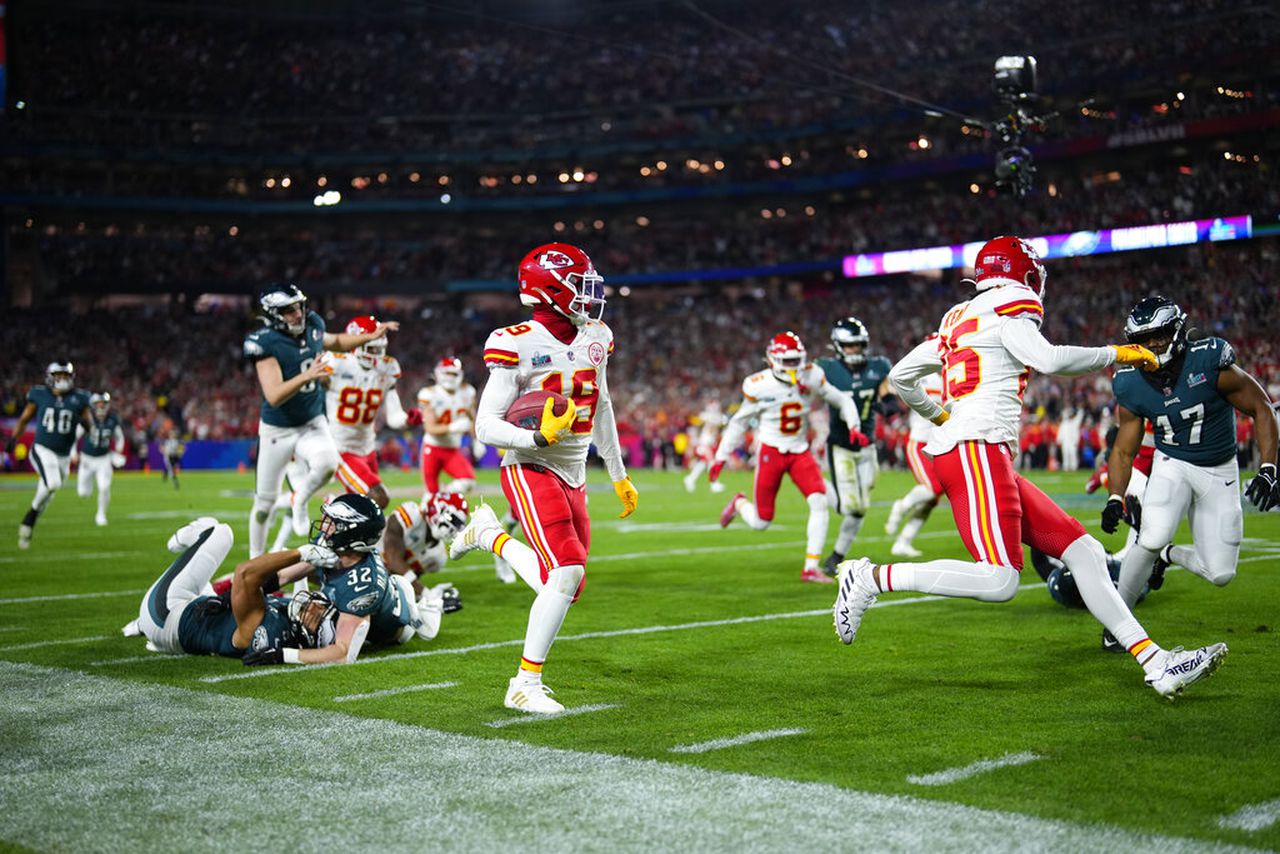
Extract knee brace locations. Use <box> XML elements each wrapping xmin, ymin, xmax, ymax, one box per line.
<box><xmin>549</xmin><ymin>564</ymin><xmax>585</xmax><ymax>598</ymax></box>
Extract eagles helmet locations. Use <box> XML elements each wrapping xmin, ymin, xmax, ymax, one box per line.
<box><xmin>830</xmin><ymin>317</ymin><xmax>871</xmax><ymax>369</ymax></box>
<box><xmin>1046</xmin><ymin>555</ymin><xmax>1146</xmax><ymax>609</ymax></box>
<box><xmin>90</xmin><ymin>392</ymin><xmax>111</xmax><ymax>418</ymax></box>
<box><xmin>260</xmin><ymin>284</ymin><xmax>308</xmax><ymax>336</ymax></box>
<box><xmin>310</xmin><ymin>493</ymin><xmax>385</xmax><ymax>553</ymax></box>
<box><xmin>1124</xmin><ymin>295</ymin><xmax>1187</xmax><ymax>367</ymax></box>
<box><xmin>286</xmin><ymin>589</ymin><xmax>337</xmax><ymax>647</ymax></box>
<box><xmin>46</xmin><ymin>361</ymin><xmax>75</xmax><ymax>393</ymax></box>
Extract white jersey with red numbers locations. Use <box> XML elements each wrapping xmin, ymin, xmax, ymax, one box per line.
<box><xmin>323</xmin><ymin>352</ymin><xmax>401</xmax><ymax>456</ymax></box>
<box><xmin>694</xmin><ymin>406</ymin><xmax>727</xmax><ymax>453</ymax></box>
<box><xmin>722</xmin><ymin>365</ymin><xmax>854</xmax><ymax>455</ymax></box>
<box><xmin>907</xmin><ymin>372</ymin><xmax>945</xmax><ymax>443</ymax></box>
<box><xmin>391</xmin><ymin>500</ymin><xmax>446</xmax><ymax>574</ymax></box>
<box><xmin>418</xmin><ymin>383</ymin><xmax>477</xmax><ymax>449</ymax></box>
<box><xmin>479</xmin><ymin>318</ymin><xmax>620</xmax><ymax>487</ymax></box>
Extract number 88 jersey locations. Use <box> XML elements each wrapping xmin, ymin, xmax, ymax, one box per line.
<box><xmin>323</xmin><ymin>351</ymin><xmax>402</xmax><ymax>456</ymax></box>
<box><xmin>482</xmin><ymin>317</ymin><xmax>614</xmax><ymax>487</ymax></box>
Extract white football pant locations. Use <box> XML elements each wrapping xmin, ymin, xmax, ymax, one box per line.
<box><xmin>250</xmin><ymin>416</ymin><xmax>340</xmax><ymax>557</ymax></box>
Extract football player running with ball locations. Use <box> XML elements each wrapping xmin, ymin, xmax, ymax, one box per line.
<box><xmin>713</xmin><ymin>331</ymin><xmax>863</xmax><ymax>584</ymax></box>
<box><xmin>243</xmin><ymin>285</ymin><xmax>397</xmax><ymax>558</ymax></box>
<box><xmin>448</xmin><ymin>242</ymin><xmax>638</xmax><ymax>714</ymax></box>
<box><xmin>844</xmin><ymin>236</ymin><xmax>1228</xmax><ymax>700</ymax></box>
<box><xmin>1102</xmin><ymin>296</ymin><xmax>1278</xmax><ymax>647</ymax></box>
<box><xmin>325</xmin><ymin>315</ymin><xmax>419</xmax><ymax>510</ymax></box>
<box><xmin>7</xmin><ymin>361</ymin><xmax>93</xmax><ymax>549</ymax></box>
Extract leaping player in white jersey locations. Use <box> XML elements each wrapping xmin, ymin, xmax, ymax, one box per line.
<box><xmin>447</xmin><ymin>242</ymin><xmax>639</xmax><ymax>715</ymax></box>
<box><xmin>713</xmin><ymin>331</ymin><xmax>863</xmax><ymax>584</ymax></box>
<box><xmin>836</xmin><ymin>235</ymin><xmax>1228</xmax><ymax>700</ymax></box>
<box><xmin>683</xmin><ymin>399</ymin><xmax>728</xmax><ymax>493</ymax></box>
<box><xmin>418</xmin><ymin>357</ymin><xmax>478</xmax><ymax>495</ymax></box>
<box><xmin>883</xmin><ymin>350</ymin><xmax>946</xmax><ymax>558</ymax></box>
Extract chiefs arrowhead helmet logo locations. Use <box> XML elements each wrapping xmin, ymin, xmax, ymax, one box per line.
<box><xmin>537</xmin><ymin>250</ymin><xmax>575</xmax><ymax>270</ymax></box>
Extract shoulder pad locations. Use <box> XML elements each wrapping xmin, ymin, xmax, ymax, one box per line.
<box><xmin>992</xmin><ymin>289</ymin><xmax>1045</xmax><ymax>325</ymax></box>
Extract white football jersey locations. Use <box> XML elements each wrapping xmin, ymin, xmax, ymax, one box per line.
<box><xmin>418</xmin><ymin>383</ymin><xmax>477</xmax><ymax>449</ymax></box>
<box><xmin>907</xmin><ymin>372</ymin><xmax>945</xmax><ymax>443</ymax></box>
<box><xmin>694</xmin><ymin>405</ymin><xmax>727</xmax><ymax>451</ymax></box>
<box><xmin>732</xmin><ymin>365</ymin><xmax>847</xmax><ymax>454</ymax></box>
<box><xmin>481</xmin><ymin>318</ymin><xmax>615</xmax><ymax>486</ymax></box>
<box><xmin>391</xmin><ymin>500</ymin><xmax>446</xmax><ymax>574</ymax></box>
<box><xmin>323</xmin><ymin>352</ymin><xmax>402</xmax><ymax>456</ymax></box>
<box><xmin>927</xmin><ymin>284</ymin><xmax>1043</xmax><ymax>455</ymax></box>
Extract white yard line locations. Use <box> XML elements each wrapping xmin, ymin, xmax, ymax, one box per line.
<box><xmin>907</xmin><ymin>752</ymin><xmax>1043</xmax><ymax>786</ymax></box>
<box><xmin>0</xmin><ymin>551</ymin><xmax>140</xmax><ymax>565</ymax></box>
<box><xmin>334</xmin><ymin>681</ymin><xmax>458</xmax><ymax>703</ymax></box>
<box><xmin>198</xmin><ymin>595</ymin><xmax>946</xmax><ymax>684</ymax></box>
<box><xmin>0</xmin><ymin>589</ymin><xmax>143</xmax><ymax>605</ymax></box>
<box><xmin>0</xmin><ymin>661</ymin><xmax>1238</xmax><ymax>853</ymax></box>
<box><xmin>1217</xmin><ymin>798</ymin><xmax>1280</xmax><ymax>832</ymax></box>
<box><xmin>89</xmin><ymin>653</ymin><xmax>178</xmax><ymax>667</ymax></box>
<box><xmin>0</xmin><ymin>635</ymin><xmax>115</xmax><ymax>652</ymax></box>
<box><xmin>485</xmin><ymin>703</ymin><xmax>621</xmax><ymax>728</ymax></box>
<box><xmin>670</xmin><ymin>728</ymin><xmax>808</xmax><ymax>754</ymax></box>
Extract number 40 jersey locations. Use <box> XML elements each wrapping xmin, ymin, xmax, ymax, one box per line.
<box><xmin>322</xmin><ymin>351</ymin><xmax>403</xmax><ymax>457</ymax></box>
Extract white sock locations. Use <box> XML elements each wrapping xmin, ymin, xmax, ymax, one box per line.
<box><xmin>521</xmin><ymin>583</ymin><xmax>574</xmax><ymax>665</ymax></box>
<box><xmin>1117</xmin><ymin>545</ymin><xmax>1159</xmax><ymax>608</ymax></box>
<box><xmin>737</xmin><ymin>499</ymin><xmax>769</xmax><ymax>531</ymax></box>
<box><xmin>687</xmin><ymin>459</ymin><xmax>707</xmax><ymax>481</ymax></box>
<box><xmin>1062</xmin><ymin>535</ymin><xmax>1159</xmax><ymax>665</ymax></box>
<box><xmin>900</xmin><ymin>484</ymin><xmax>936</xmax><ymax>518</ymax></box>
<box><xmin>879</xmin><ymin>559</ymin><xmax>1019</xmax><ymax>602</ymax></box>
<box><xmin>897</xmin><ymin>516</ymin><xmax>925</xmax><ymax>547</ymax></box>
<box><xmin>272</xmin><ymin>514</ymin><xmax>294</xmax><ymax>552</ymax></box>
<box><xmin>97</xmin><ymin>487</ymin><xmax>110</xmax><ymax>518</ymax></box>
<box><xmin>496</xmin><ymin>535</ymin><xmax>545</xmax><ymax>592</ymax></box>
<box><xmin>32</xmin><ymin>482</ymin><xmax>54</xmax><ymax>513</ymax></box>
<box><xmin>834</xmin><ymin>513</ymin><xmax>864</xmax><ymax>555</ymax></box>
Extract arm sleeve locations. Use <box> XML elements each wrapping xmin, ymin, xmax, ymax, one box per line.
<box><xmin>815</xmin><ymin>376</ymin><xmax>860</xmax><ymax>428</ymax></box>
<box><xmin>473</xmin><ymin>367</ymin><xmax>539</xmax><ymax>450</ymax></box>
<box><xmin>999</xmin><ymin>317</ymin><xmax>1115</xmax><ymax>376</ymax></box>
<box><xmin>714</xmin><ymin>398</ymin><xmax>760</xmax><ymax>462</ymax></box>
<box><xmin>382</xmin><ymin>389</ymin><xmax>408</xmax><ymax>430</ymax></box>
<box><xmin>889</xmin><ymin>339</ymin><xmax>947</xmax><ymax>422</ymax></box>
<box><xmin>591</xmin><ymin>364</ymin><xmax>628</xmax><ymax>481</ymax></box>
<box><xmin>113</xmin><ymin>426</ymin><xmax>126</xmax><ymax>453</ymax></box>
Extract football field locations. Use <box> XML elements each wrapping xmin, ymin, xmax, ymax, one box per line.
<box><xmin>1</xmin><ymin>467</ymin><xmax>1277</xmax><ymax>852</ymax></box>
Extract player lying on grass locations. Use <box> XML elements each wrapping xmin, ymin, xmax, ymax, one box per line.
<box><xmin>381</xmin><ymin>491</ymin><xmax>471</xmax><ymax>607</ymax></box>
<box><xmin>131</xmin><ymin>517</ymin><xmax>338</xmax><ymax>662</ymax></box>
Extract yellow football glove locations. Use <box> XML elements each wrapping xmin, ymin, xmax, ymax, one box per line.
<box><xmin>537</xmin><ymin>397</ymin><xmax>577</xmax><ymax>446</ymax></box>
<box><xmin>930</xmin><ymin>409</ymin><xmax>950</xmax><ymax>426</ymax></box>
<box><xmin>1111</xmin><ymin>344</ymin><xmax>1159</xmax><ymax>371</ymax></box>
<box><xmin>613</xmin><ymin>477</ymin><xmax>639</xmax><ymax>518</ymax></box>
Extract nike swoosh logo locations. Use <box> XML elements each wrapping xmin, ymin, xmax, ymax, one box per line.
<box><xmin>351</xmin><ymin>584</ymin><xmax>370</xmax><ymax>592</ymax></box>
<box><xmin>1225</xmin><ymin>480</ymin><xmax>1236</xmax><ymax>486</ymax></box>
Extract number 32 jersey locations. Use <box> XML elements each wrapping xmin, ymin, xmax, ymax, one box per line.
<box><xmin>482</xmin><ymin>318</ymin><xmax>615</xmax><ymax>487</ymax></box>
<box><xmin>322</xmin><ymin>352</ymin><xmax>402</xmax><ymax>456</ymax></box>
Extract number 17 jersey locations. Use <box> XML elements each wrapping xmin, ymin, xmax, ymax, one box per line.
<box><xmin>482</xmin><ymin>318</ymin><xmax>614</xmax><ymax>487</ymax></box>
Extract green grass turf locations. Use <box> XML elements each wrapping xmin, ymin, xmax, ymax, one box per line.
<box><xmin>1</xmin><ymin>466</ymin><xmax>1277</xmax><ymax>848</ymax></box>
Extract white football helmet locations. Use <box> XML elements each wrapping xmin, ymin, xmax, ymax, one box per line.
<box><xmin>46</xmin><ymin>361</ymin><xmax>74</xmax><ymax>393</ymax></box>
<box><xmin>434</xmin><ymin>357</ymin><xmax>464</xmax><ymax>392</ymax></box>
<box><xmin>90</xmin><ymin>392</ymin><xmax>111</xmax><ymax>418</ymax></box>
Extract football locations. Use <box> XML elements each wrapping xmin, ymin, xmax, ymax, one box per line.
<box><xmin>505</xmin><ymin>390</ymin><xmax>572</xmax><ymax>430</ymax></box>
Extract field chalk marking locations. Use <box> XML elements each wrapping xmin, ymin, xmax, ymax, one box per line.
<box><xmin>907</xmin><ymin>752</ymin><xmax>1042</xmax><ymax>786</ymax></box>
<box><xmin>485</xmin><ymin>703</ymin><xmax>621</xmax><ymax>728</ymax></box>
<box><xmin>670</xmin><ymin>728</ymin><xmax>808</xmax><ymax>754</ymax></box>
<box><xmin>334</xmin><ymin>681</ymin><xmax>458</xmax><ymax>703</ymax></box>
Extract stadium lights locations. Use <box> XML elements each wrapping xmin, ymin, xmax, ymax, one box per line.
<box><xmin>312</xmin><ymin>190</ymin><xmax>342</xmax><ymax>207</ymax></box>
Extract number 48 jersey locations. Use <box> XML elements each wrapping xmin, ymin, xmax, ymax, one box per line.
<box><xmin>323</xmin><ymin>351</ymin><xmax>402</xmax><ymax>456</ymax></box>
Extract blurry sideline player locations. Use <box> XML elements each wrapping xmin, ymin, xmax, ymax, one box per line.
<box><xmin>6</xmin><ymin>361</ymin><xmax>93</xmax><ymax>549</ymax></box>
<box><xmin>160</xmin><ymin>428</ymin><xmax>185</xmax><ymax>490</ymax></box>
<box><xmin>843</xmin><ymin>235</ymin><xmax>1227</xmax><ymax>700</ymax></box>
<box><xmin>243</xmin><ymin>284</ymin><xmax>397</xmax><ymax>558</ymax></box>
<box><xmin>683</xmin><ymin>399</ymin><xmax>728</xmax><ymax>493</ymax></box>
<box><xmin>1102</xmin><ymin>296</ymin><xmax>1278</xmax><ymax>645</ymax></box>
<box><xmin>884</xmin><ymin>361</ymin><xmax>945</xmax><ymax>558</ymax></box>
<box><xmin>712</xmin><ymin>331</ymin><xmax>862</xmax><ymax>584</ymax></box>
<box><xmin>325</xmin><ymin>315</ymin><xmax>418</xmax><ymax>509</ymax></box>
<box><xmin>382</xmin><ymin>492</ymin><xmax>470</xmax><ymax>613</ymax></box>
<box><xmin>449</xmin><ymin>242</ymin><xmax>638</xmax><ymax>714</ymax></box>
<box><xmin>815</xmin><ymin>317</ymin><xmax>893</xmax><ymax>575</ymax></box>
<box><xmin>418</xmin><ymin>357</ymin><xmax>478</xmax><ymax>495</ymax></box>
<box><xmin>71</xmin><ymin>392</ymin><xmax>127</xmax><ymax>526</ymax></box>
<box><xmin>256</xmin><ymin>494</ymin><xmax>444</xmax><ymax>663</ymax></box>
<box><xmin>132</xmin><ymin>516</ymin><xmax>337</xmax><ymax>662</ymax></box>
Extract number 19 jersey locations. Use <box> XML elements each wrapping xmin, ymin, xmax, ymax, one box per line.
<box><xmin>482</xmin><ymin>318</ymin><xmax>614</xmax><ymax>487</ymax></box>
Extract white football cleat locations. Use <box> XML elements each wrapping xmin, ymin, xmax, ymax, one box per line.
<box><xmin>833</xmin><ymin>557</ymin><xmax>878</xmax><ymax>645</ymax></box>
<box><xmin>494</xmin><ymin>556</ymin><xmax>517</xmax><ymax>584</ymax></box>
<box><xmin>289</xmin><ymin>491</ymin><xmax>310</xmax><ymax>537</ymax></box>
<box><xmin>413</xmin><ymin>593</ymin><xmax>444</xmax><ymax>641</ymax></box>
<box><xmin>121</xmin><ymin>619</ymin><xmax>142</xmax><ymax>637</ymax></box>
<box><xmin>683</xmin><ymin>474</ymin><xmax>697</xmax><ymax>494</ymax></box>
<box><xmin>885</xmin><ymin>499</ymin><xmax>905</xmax><ymax>535</ymax></box>
<box><xmin>449</xmin><ymin>503</ymin><xmax>502</xmax><ymax>560</ymax></box>
<box><xmin>95</xmin><ymin>513</ymin><xmax>108</xmax><ymax>527</ymax></box>
<box><xmin>167</xmin><ymin>517</ymin><xmax>219</xmax><ymax>553</ymax></box>
<box><xmin>504</xmin><ymin>677</ymin><xmax>565</xmax><ymax>714</ymax></box>
<box><xmin>709</xmin><ymin>481</ymin><xmax>726</xmax><ymax>494</ymax></box>
<box><xmin>890</xmin><ymin>540</ymin><xmax>922</xmax><ymax>558</ymax></box>
<box><xmin>1146</xmin><ymin>643</ymin><xmax>1228</xmax><ymax>700</ymax></box>
<box><xmin>17</xmin><ymin>524</ymin><xmax>32</xmax><ymax>550</ymax></box>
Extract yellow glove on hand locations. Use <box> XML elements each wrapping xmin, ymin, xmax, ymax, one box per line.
<box><xmin>930</xmin><ymin>409</ymin><xmax>950</xmax><ymax>426</ymax></box>
<box><xmin>1111</xmin><ymin>344</ymin><xmax>1159</xmax><ymax>371</ymax></box>
<box><xmin>613</xmin><ymin>477</ymin><xmax>639</xmax><ymax>518</ymax></box>
<box><xmin>537</xmin><ymin>397</ymin><xmax>577</xmax><ymax>446</ymax></box>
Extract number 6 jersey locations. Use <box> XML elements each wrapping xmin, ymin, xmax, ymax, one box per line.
<box><xmin>478</xmin><ymin>318</ymin><xmax>625</xmax><ymax>487</ymax></box>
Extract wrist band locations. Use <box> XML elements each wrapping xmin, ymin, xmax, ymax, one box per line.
<box><xmin>283</xmin><ymin>648</ymin><xmax>301</xmax><ymax>664</ymax></box>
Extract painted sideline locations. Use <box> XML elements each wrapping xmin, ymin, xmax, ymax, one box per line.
<box><xmin>0</xmin><ymin>662</ymin><xmax>1242</xmax><ymax>854</ymax></box>
<box><xmin>670</xmin><ymin>728</ymin><xmax>808</xmax><ymax>755</ymax></box>
<box><xmin>907</xmin><ymin>752</ymin><xmax>1043</xmax><ymax>786</ymax></box>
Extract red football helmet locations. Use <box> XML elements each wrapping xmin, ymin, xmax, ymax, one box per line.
<box><xmin>424</xmin><ymin>492</ymin><xmax>469</xmax><ymax>542</ymax></box>
<box><xmin>517</xmin><ymin>243</ymin><xmax>605</xmax><ymax>323</ymax></box>
<box><xmin>346</xmin><ymin>315</ymin><xmax>386</xmax><ymax>370</ymax></box>
<box><xmin>434</xmin><ymin>357</ymin><xmax>464</xmax><ymax>392</ymax></box>
<box><xmin>766</xmin><ymin>331</ymin><xmax>807</xmax><ymax>384</ymax></box>
<box><xmin>971</xmin><ymin>235</ymin><xmax>1046</xmax><ymax>297</ymax></box>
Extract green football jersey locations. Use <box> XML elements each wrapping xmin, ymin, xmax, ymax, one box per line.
<box><xmin>816</xmin><ymin>355</ymin><xmax>891</xmax><ymax>447</ymax></box>
<box><xmin>27</xmin><ymin>385</ymin><xmax>91</xmax><ymax>455</ymax></box>
<box><xmin>320</xmin><ymin>553</ymin><xmax>411</xmax><ymax>646</ymax></box>
<box><xmin>243</xmin><ymin>310</ymin><xmax>327</xmax><ymax>427</ymax></box>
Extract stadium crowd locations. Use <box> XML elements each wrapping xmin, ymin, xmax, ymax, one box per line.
<box><xmin>4</xmin><ymin>241</ymin><xmax>1277</xmax><ymax>470</ymax></box>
